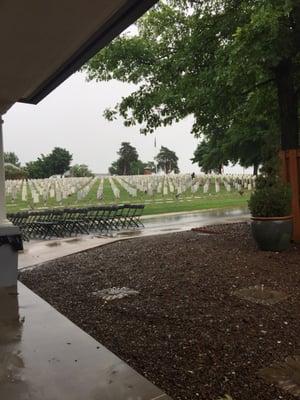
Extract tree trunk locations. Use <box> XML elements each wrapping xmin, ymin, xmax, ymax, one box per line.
<box><xmin>253</xmin><ymin>162</ymin><xmax>259</xmax><ymax>176</ymax></box>
<box><xmin>275</xmin><ymin>58</ymin><xmax>299</xmax><ymax>150</ymax></box>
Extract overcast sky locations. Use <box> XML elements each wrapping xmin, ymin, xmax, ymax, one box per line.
<box><xmin>3</xmin><ymin>71</ymin><xmax>250</xmax><ymax>174</ymax></box>
<box><xmin>3</xmin><ymin>72</ymin><xmax>201</xmax><ymax>173</ymax></box>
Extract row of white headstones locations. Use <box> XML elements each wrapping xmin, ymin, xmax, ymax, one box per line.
<box><xmin>6</xmin><ymin>177</ymin><xmax>94</xmax><ymax>204</ymax></box>
<box><xmin>118</xmin><ymin>174</ymin><xmax>255</xmax><ymax>197</ymax></box>
<box><xmin>5</xmin><ymin>174</ymin><xmax>256</xmax><ymax>204</ymax></box>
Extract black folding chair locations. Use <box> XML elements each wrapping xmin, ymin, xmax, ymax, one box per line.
<box><xmin>62</xmin><ymin>208</ymin><xmax>89</xmax><ymax>236</ymax></box>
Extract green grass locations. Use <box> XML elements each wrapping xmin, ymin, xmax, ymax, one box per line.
<box><xmin>144</xmin><ymin>193</ymin><xmax>249</xmax><ymax>215</ymax></box>
<box><xmin>141</xmin><ymin>196</ymin><xmax>249</xmax><ymax>215</ymax></box>
<box><xmin>6</xmin><ymin>178</ymin><xmax>250</xmax><ymax>216</ymax></box>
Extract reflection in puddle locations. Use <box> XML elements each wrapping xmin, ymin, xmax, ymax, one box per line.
<box><xmin>159</xmin><ymin>228</ymin><xmax>179</xmax><ymax>232</ymax></box>
<box><xmin>143</xmin><ymin>207</ymin><xmax>249</xmax><ymax>233</ymax></box>
<box><xmin>233</xmin><ymin>285</ymin><xmax>289</xmax><ymax>305</ymax></box>
<box><xmin>46</xmin><ymin>242</ymin><xmax>61</xmax><ymax>247</ymax></box>
<box><xmin>260</xmin><ymin>356</ymin><xmax>300</xmax><ymax>397</ymax></box>
<box><xmin>65</xmin><ymin>238</ymin><xmax>82</xmax><ymax>244</ymax></box>
<box><xmin>117</xmin><ymin>231</ymin><xmax>142</xmax><ymax>237</ymax></box>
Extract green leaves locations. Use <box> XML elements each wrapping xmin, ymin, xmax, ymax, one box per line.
<box><xmin>155</xmin><ymin>146</ymin><xmax>179</xmax><ymax>173</ymax></box>
<box><xmin>84</xmin><ymin>0</ymin><xmax>300</xmax><ymax>168</ymax></box>
<box><xmin>109</xmin><ymin>142</ymin><xmax>145</xmax><ymax>175</ymax></box>
<box><xmin>248</xmin><ymin>181</ymin><xmax>292</xmax><ymax>217</ymax></box>
<box><xmin>26</xmin><ymin>147</ymin><xmax>73</xmax><ymax>179</ymax></box>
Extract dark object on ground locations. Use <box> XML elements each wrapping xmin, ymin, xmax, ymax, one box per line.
<box><xmin>7</xmin><ymin>204</ymin><xmax>145</xmax><ymax>241</ymax></box>
<box><xmin>20</xmin><ymin>223</ymin><xmax>300</xmax><ymax>400</ymax></box>
<box><xmin>251</xmin><ymin>216</ymin><xmax>293</xmax><ymax>251</ymax></box>
<box><xmin>191</xmin><ymin>227</ymin><xmax>221</xmax><ymax>234</ymax></box>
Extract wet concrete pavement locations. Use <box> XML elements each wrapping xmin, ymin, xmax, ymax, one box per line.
<box><xmin>19</xmin><ymin>207</ymin><xmax>249</xmax><ymax>269</ymax></box>
<box><xmin>19</xmin><ymin>236</ymin><xmax>119</xmax><ymax>270</ymax></box>
<box><xmin>137</xmin><ymin>207</ymin><xmax>249</xmax><ymax>236</ymax></box>
<box><xmin>0</xmin><ymin>283</ymin><xmax>172</xmax><ymax>400</ymax></box>
<box><xmin>5</xmin><ymin>207</ymin><xmax>249</xmax><ymax>400</ymax></box>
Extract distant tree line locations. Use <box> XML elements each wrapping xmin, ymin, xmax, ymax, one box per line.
<box><xmin>4</xmin><ymin>147</ymin><xmax>94</xmax><ymax>179</ymax></box>
<box><xmin>4</xmin><ymin>142</ymin><xmax>180</xmax><ymax>180</ymax></box>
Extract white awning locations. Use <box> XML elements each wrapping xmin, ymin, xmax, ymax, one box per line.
<box><xmin>0</xmin><ymin>0</ymin><xmax>157</xmax><ymax>114</ymax></box>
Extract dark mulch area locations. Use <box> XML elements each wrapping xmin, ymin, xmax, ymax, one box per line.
<box><xmin>20</xmin><ymin>223</ymin><xmax>300</xmax><ymax>400</ymax></box>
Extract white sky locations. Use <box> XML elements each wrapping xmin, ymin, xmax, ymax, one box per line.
<box><xmin>3</xmin><ymin>72</ymin><xmax>251</xmax><ymax>174</ymax></box>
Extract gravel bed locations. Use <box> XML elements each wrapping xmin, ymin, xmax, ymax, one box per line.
<box><xmin>20</xmin><ymin>223</ymin><xmax>300</xmax><ymax>400</ymax></box>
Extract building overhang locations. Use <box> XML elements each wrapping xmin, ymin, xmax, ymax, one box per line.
<box><xmin>0</xmin><ymin>0</ymin><xmax>157</xmax><ymax>114</ymax></box>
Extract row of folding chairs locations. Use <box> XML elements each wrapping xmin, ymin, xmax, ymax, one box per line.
<box><xmin>7</xmin><ymin>204</ymin><xmax>145</xmax><ymax>240</ymax></box>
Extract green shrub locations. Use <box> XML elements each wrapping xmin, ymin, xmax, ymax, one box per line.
<box><xmin>248</xmin><ymin>179</ymin><xmax>291</xmax><ymax>217</ymax></box>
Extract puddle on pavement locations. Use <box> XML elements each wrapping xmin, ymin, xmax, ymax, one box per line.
<box><xmin>64</xmin><ymin>238</ymin><xmax>82</xmax><ymax>244</ymax></box>
<box><xmin>117</xmin><ymin>231</ymin><xmax>141</xmax><ymax>237</ymax></box>
<box><xmin>143</xmin><ymin>206</ymin><xmax>249</xmax><ymax>233</ymax></box>
<box><xmin>233</xmin><ymin>285</ymin><xmax>289</xmax><ymax>305</ymax></box>
<box><xmin>159</xmin><ymin>228</ymin><xmax>179</xmax><ymax>232</ymax></box>
<box><xmin>46</xmin><ymin>242</ymin><xmax>61</xmax><ymax>247</ymax></box>
<box><xmin>259</xmin><ymin>356</ymin><xmax>300</xmax><ymax>397</ymax></box>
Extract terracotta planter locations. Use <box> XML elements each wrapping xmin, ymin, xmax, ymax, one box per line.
<box><xmin>251</xmin><ymin>215</ymin><xmax>293</xmax><ymax>251</ymax></box>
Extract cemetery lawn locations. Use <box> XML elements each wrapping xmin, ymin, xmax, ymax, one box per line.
<box><xmin>6</xmin><ymin>185</ymin><xmax>249</xmax><ymax>216</ymax></box>
<box><xmin>21</xmin><ymin>223</ymin><xmax>300</xmax><ymax>400</ymax></box>
<box><xmin>141</xmin><ymin>194</ymin><xmax>249</xmax><ymax>215</ymax></box>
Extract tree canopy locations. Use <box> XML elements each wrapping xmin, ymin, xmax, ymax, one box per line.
<box><xmin>69</xmin><ymin>164</ymin><xmax>94</xmax><ymax>177</ymax></box>
<box><xmin>192</xmin><ymin>136</ymin><xmax>228</xmax><ymax>174</ymax></box>
<box><xmin>4</xmin><ymin>163</ymin><xmax>27</xmax><ymax>180</ymax></box>
<box><xmin>26</xmin><ymin>147</ymin><xmax>72</xmax><ymax>179</ymax></box>
<box><xmin>155</xmin><ymin>146</ymin><xmax>179</xmax><ymax>174</ymax></box>
<box><xmin>109</xmin><ymin>142</ymin><xmax>144</xmax><ymax>175</ymax></box>
<box><xmin>84</xmin><ymin>0</ymin><xmax>300</xmax><ymax>171</ymax></box>
<box><xmin>4</xmin><ymin>152</ymin><xmax>20</xmax><ymax>167</ymax></box>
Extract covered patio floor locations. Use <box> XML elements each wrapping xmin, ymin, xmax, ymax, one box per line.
<box><xmin>0</xmin><ymin>282</ymin><xmax>171</xmax><ymax>400</ymax></box>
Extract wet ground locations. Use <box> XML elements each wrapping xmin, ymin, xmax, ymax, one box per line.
<box><xmin>20</xmin><ymin>222</ymin><xmax>300</xmax><ymax>400</ymax></box>
<box><xmin>0</xmin><ymin>283</ymin><xmax>171</xmax><ymax>400</ymax></box>
<box><xmin>126</xmin><ymin>207</ymin><xmax>249</xmax><ymax>237</ymax></box>
<box><xmin>19</xmin><ymin>207</ymin><xmax>249</xmax><ymax>269</ymax></box>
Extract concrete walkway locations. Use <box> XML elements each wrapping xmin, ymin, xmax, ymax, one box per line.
<box><xmin>19</xmin><ymin>207</ymin><xmax>249</xmax><ymax>270</ymax></box>
<box><xmin>19</xmin><ymin>235</ymin><xmax>120</xmax><ymax>270</ymax></box>
<box><xmin>0</xmin><ymin>283</ymin><xmax>171</xmax><ymax>400</ymax></box>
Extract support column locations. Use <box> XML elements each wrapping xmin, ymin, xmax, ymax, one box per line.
<box><xmin>280</xmin><ymin>149</ymin><xmax>300</xmax><ymax>242</ymax></box>
<box><xmin>0</xmin><ymin>116</ymin><xmax>22</xmax><ymax>288</ymax></box>
<box><xmin>0</xmin><ymin>116</ymin><xmax>8</xmax><ymax>224</ymax></box>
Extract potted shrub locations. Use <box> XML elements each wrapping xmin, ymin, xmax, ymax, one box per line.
<box><xmin>248</xmin><ymin>163</ymin><xmax>292</xmax><ymax>251</ymax></box>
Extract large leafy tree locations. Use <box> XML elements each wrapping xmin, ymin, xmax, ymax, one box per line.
<box><xmin>4</xmin><ymin>152</ymin><xmax>20</xmax><ymax>167</ymax></box>
<box><xmin>69</xmin><ymin>164</ymin><xmax>94</xmax><ymax>177</ymax></box>
<box><xmin>192</xmin><ymin>136</ymin><xmax>228</xmax><ymax>174</ymax></box>
<box><xmin>84</xmin><ymin>0</ymin><xmax>300</xmax><ymax>167</ymax></box>
<box><xmin>46</xmin><ymin>147</ymin><xmax>73</xmax><ymax>176</ymax></box>
<box><xmin>26</xmin><ymin>147</ymin><xmax>72</xmax><ymax>178</ymax></box>
<box><xmin>155</xmin><ymin>146</ymin><xmax>179</xmax><ymax>173</ymax></box>
<box><xmin>130</xmin><ymin>160</ymin><xmax>147</xmax><ymax>175</ymax></box>
<box><xmin>109</xmin><ymin>142</ymin><xmax>141</xmax><ymax>175</ymax></box>
<box><xmin>5</xmin><ymin>164</ymin><xmax>27</xmax><ymax>180</ymax></box>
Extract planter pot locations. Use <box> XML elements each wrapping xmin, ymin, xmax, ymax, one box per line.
<box><xmin>251</xmin><ymin>216</ymin><xmax>293</xmax><ymax>252</ymax></box>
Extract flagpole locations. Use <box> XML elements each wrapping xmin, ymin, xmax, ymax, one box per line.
<box><xmin>154</xmin><ymin>135</ymin><xmax>158</xmax><ymax>174</ymax></box>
